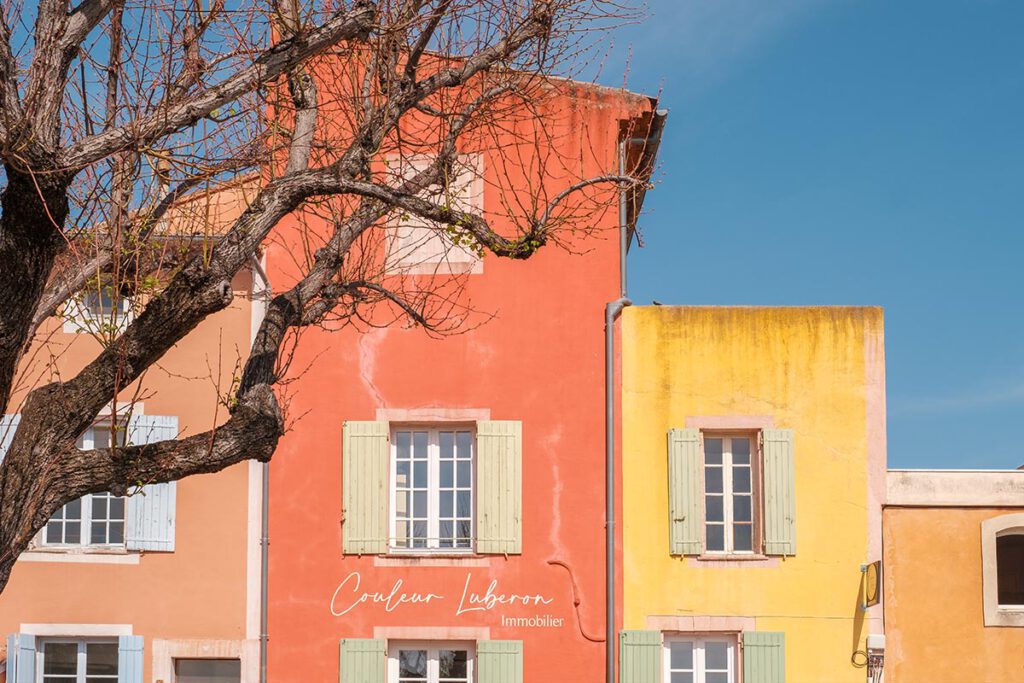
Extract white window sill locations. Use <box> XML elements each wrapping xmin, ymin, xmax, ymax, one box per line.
<box><xmin>19</xmin><ymin>548</ymin><xmax>140</xmax><ymax>565</ymax></box>
<box><xmin>686</xmin><ymin>554</ymin><xmax>781</xmax><ymax>568</ymax></box>
<box><xmin>376</xmin><ymin>553</ymin><xmax>491</xmax><ymax>568</ymax></box>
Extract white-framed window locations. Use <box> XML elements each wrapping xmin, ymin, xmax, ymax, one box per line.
<box><xmin>703</xmin><ymin>435</ymin><xmax>757</xmax><ymax>554</ymax></box>
<box><xmin>390</xmin><ymin>427</ymin><xmax>474</xmax><ymax>551</ymax></box>
<box><xmin>42</xmin><ymin>424</ymin><xmax>126</xmax><ymax>548</ymax></box>
<box><xmin>387</xmin><ymin>642</ymin><xmax>473</xmax><ymax>683</ymax></box>
<box><xmin>664</xmin><ymin>636</ymin><xmax>736</xmax><ymax>683</ymax></box>
<box><xmin>385</xmin><ymin>154</ymin><xmax>484</xmax><ymax>275</ymax></box>
<box><xmin>997</xmin><ymin>531</ymin><xmax>1024</xmax><ymax>607</ymax></box>
<box><xmin>174</xmin><ymin>658</ymin><xmax>242</xmax><ymax>682</ymax></box>
<box><xmin>40</xmin><ymin>638</ymin><xmax>119</xmax><ymax>682</ymax></box>
<box><xmin>981</xmin><ymin>513</ymin><xmax>1024</xmax><ymax>626</ymax></box>
<box><xmin>62</xmin><ymin>286</ymin><xmax>134</xmax><ymax>335</ymax></box>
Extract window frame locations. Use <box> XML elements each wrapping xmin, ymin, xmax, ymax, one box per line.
<box><xmin>39</xmin><ymin>637</ymin><xmax>120</xmax><ymax>683</ymax></box>
<box><xmin>981</xmin><ymin>512</ymin><xmax>1024</xmax><ymax>627</ymax></box>
<box><xmin>173</xmin><ymin>657</ymin><xmax>243</xmax><ymax>682</ymax></box>
<box><xmin>62</xmin><ymin>285</ymin><xmax>135</xmax><ymax>335</ymax></box>
<box><xmin>386</xmin><ymin>640</ymin><xmax>475</xmax><ymax>683</ymax></box>
<box><xmin>700</xmin><ymin>432</ymin><xmax>762</xmax><ymax>557</ymax></box>
<box><xmin>662</xmin><ymin>634</ymin><xmax>737</xmax><ymax>683</ymax></box>
<box><xmin>389</xmin><ymin>425</ymin><xmax>476</xmax><ymax>554</ymax></box>
<box><xmin>40</xmin><ymin>424</ymin><xmax>127</xmax><ymax>550</ymax></box>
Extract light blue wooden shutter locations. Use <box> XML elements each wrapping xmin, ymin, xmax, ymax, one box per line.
<box><xmin>126</xmin><ymin>415</ymin><xmax>178</xmax><ymax>552</ymax></box>
<box><xmin>0</xmin><ymin>414</ymin><xmax>20</xmax><ymax>461</ymax></box>
<box><xmin>476</xmin><ymin>421</ymin><xmax>522</xmax><ymax>555</ymax></box>
<box><xmin>762</xmin><ymin>429</ymin><xmax>796</xmax><ymax>556</ymax></box>
<box><xmin>339</xmin><ymin>638</ymin><xmax>385</xmax><ymax>682</ymax></box>
<box><xmin>477</xmin><ymin>640</ymin><xmax>523</xmax><ymax>683</ymax></box>
<box><xmin>619</xmin><ymin>631</ymin><xmax>661</xmax><ymax>683</ymax></box>
<box><xmin>668</xmin><ymin>428</ymin><xmax>702</xmax><ymax>555</ymax></box>
<box><xmin>117</xmin><ymin>635</ymin><xmax>144</xmax><ymax>683</ymax></box>
<box><xmin>743</xmin><ymin>631</ymin><xmax>785</xmax><ymax>683</ymax></box>
<box><xmin>6</xmin><ymin>633</ymin><xmax>35</xmax><ymax>683</ymax></box>
<box><xmin>342</xmin><ymin>421</ymin><xmax>389</xmax><ymax>554</ymax></box>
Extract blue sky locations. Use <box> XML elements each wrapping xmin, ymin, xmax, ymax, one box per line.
<box><xmin>604</xmin><ymin>0</ymin><xmax>1024</xmax><ymax>469</ymax></box>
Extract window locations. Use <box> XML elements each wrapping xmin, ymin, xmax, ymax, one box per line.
<box><xmin>174</xmin><ymin>658</ymin><xmax>242</xmax><ymax>683</ymax></box>
<box><xmin>664</xmin><ymin>636</ymin><xmax>735</xmax><ymax>683</ymax></box>
<box><xmin>63</xmin><ymin>285</ymin><xmax>133</xmax><ymax>334</ymax></box>
<box><xmin>388</xmin><ymin>642</ymin><xmax>473</xmax><ymax>683</ymax></box>
<box><xmin>391</xmin><ymin>428</ymin><xmax>474</xmax><ymax>551</ymax></box>
<box><xmin>41</xmin><ymin>639</ymin><xmax>118</xmax><ymax>682</ymax></box>
<box><xmin>997</xmin><ymin>533</ymin><xmax>1024</xmax><ymax>606</ymax></box>
<box><xmin>42</xmin><ymin>425</ymin><xmax>126</xmax><ymax>548</ymax></box>
<box><xmin>703</xmin><ymin>435</ymin><xmax>757</xmax><ymax>554</ymax></box>
<box><xmin>386</xmin><ymin>154</ymin><xmax>483</xmax><ymax>275</ymax></box>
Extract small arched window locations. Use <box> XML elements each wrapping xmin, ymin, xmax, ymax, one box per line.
<box><xmin>997</xmin><ymin>533</ymin><xmax>1024</xmax><ymax>606</ymax></box>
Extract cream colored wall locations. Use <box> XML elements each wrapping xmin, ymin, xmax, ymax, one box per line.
<box><xmin>0</xmin><ymin>270</ymin><xmax>256</xmax><ymax>681</ymax></box>
<box><xmin>622</xmin><ymin>306</ymin><xmax>886</xmax><ymax>683</ymax></box>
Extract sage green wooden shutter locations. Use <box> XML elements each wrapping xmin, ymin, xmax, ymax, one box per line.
<box><xmin>762</xmin><ymin>428</ymin><xmax>796</xmax><ymax>556</ymax></box>
<box><xmin>743</xmin><ymin>631</ymin><xmax>785</xmax><ymax>683</ymax></box>
<box><xmin>342</xmin><ymin>421</ymin><xmax>389</xmax><ymax>554</ymax></box>
<box><xmin>476</xmin><ymin>420</ymin><xmax>522</xmax><ymax>555</ymax></box>
<box><xmin>477</xmin><ymin>640</ymin><xmax>523</xmax><ymax>683</ymax></box>
<box><xmin>619</xmin><ymin>631</ymin><xmax>661</xmax><ymax>683</ymax></box>
<box><xmin>339</xmin><ymin>638</ymin><xmax>385</xmax><ymax>683</ymax></box>
<box><xmin>668</xmin><ymin>428</ymin><xmax>702</xmax><ymax>555</ymax></box>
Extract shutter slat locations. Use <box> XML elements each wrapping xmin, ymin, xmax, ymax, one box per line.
<box><xmin>342</xmin><ymin>421</ymin><xmax>389</xmax><ymax>554</ymax></box>
<box><xmin>619</xmin><ymin>630</ymin><xmax>661</xmax><ymax>683</ymax></box>
<box><xmin>477</xmin><ymin>640</ymin><xmax>523</xmax><ymax>683</ymax></box>
<box><xmin>126</xmin><ymin>415</ymin><xmax>179</xmax><ymax>552</ymax></box>
<box><xmin>339</xmin><ymin>638</ymin><xmax>385</xmax><ymax>682</ymax></box>
<box><xmin>762</xmin><ymin>429</ymin><xmax>796</xmax><ymax>556</ymax></box>
<box><xmin>0</xmin><ymin>414</ymin><xmax>20</xmax><ymax>462</ymax></box>
<box><xmin>476</xmin><ymin>421</ymin><xmax>522</xmax><ymax>555</ymax></box>
<box><xmin>668</xmin><ymin>428</ymin><xmax>702</xmax><ymax>555</ymax></box>
<box><xmin>743</xmin><ymin>631</ymin><xmax>785</xmax><ymax>683</ymax></box>
<box><xmin>117</xmin><ymin>635</ymin><xmax>144</xmax><ymax>683</ymax></box>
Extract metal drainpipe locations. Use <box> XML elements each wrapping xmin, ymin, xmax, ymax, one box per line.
<box><xmin>606</xmin><ymin>296</ymin><xmax>630</xmax><ymax>683</ymax></box>
<box><xmin>249</xmin><ymin>255</ymin><xmax>271</xmax><ymax>683</ymax></box>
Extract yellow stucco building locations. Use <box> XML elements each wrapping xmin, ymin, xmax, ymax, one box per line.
<box><xmin>620</xmin><ymin>307</ymin><xmax>887</xmax><ymax>683</ymax></box>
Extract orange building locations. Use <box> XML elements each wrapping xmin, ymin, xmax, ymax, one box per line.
<box><xmin>0</xmin><ymin>181</ymin><xmax>265</xmax><ymax>683</ymax></box>
<box><xmin>261</xmin><ymin>83</ymin><xmax>664</xmax><ymax>682</ymax></box>
<box><xmin>883</xmin><ymin>469</ymin><xmax>1024</xmax><ymax>682</ymax></box>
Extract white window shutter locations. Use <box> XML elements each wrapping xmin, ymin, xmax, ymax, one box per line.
<box><xmin>0</xmin><ymin>414</ymin><xmax>20</xmax><ymax>462</ymax></box>
<box><xmin>6</xmin><ymin>633</ymin><xmax>36</xmax><ymax>683</ymax></box>
<box><xmin>668</xmin><ymin>428</ymin><xmax>702</xmax><ymax>555</ymax></box>
<box><xmin>117</xmin><ymin>635</ymin><xmax>144</xmax><ymax>683</ymax></box>
<box><xmin>475</xmin><ymin>420</ymin><xmax>522</xmax><ymax>555</ymax></box>
<box><xmin>126</xmin><ymin>415</ymin><xmax>179</xmax><ymax>552</ymax></box>
<box><xmin>762</xmin><ymin>428</ymin><xmax>796</xmax><ymax>556</ymax></box>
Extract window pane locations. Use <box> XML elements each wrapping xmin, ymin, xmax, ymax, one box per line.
<box><xmin>440</xmin><ymin>461</ymin><xmax>454</xmax><ymax>488</ymax></box>
<box><xmin>705</xmin><ymin>496</ymin><xmax>724</xmax><ymax>522</ymax></box>
<box><xmin>412</xmin><ymin>521</ymin><xmax>428</xmax><ymax>546</ymax></box>
<box><xmin>705</xmin><ymin>641</ymin><xmax>729</xmax><ymax>670</ymax></box>
<box><xmin>732</xmin><ymin>437</ymin><xmax>751</xmax><ymax>464</ymax></box>
<box><xmin>706</xmin><ymin>524</ymin><xmax>725</xmax><ymax>551</ymax></box>
<box><xmin>732</xmin><ymin>467</ymin><xmax>751</xmax><ymax>493</ymax></box>
<box><xmin>92</xmin><ymin>521</ymin><xmax>108</xmax><ymax>544</ymax></box>
<box><xmin>394</xmin><ymin>521</ymin><xmax>409</xmax><ymax>546</ymax></box>
<box><xmin>706</xmin><ymin>674</ymin><xmax>728</xmax><ymax>683</ymax></box>
<box><xmin>440</xmin><ymin>493</ymin><xmax>454</xmax><ymax>518</ymax></box>
<box><xmin>456</xmin><ymin>431</ymin><xmax>473</xmax><ymax>459</ymax></box>
<box><xmin>65</xmin><ymin>521</ymin><xmax>81</xmax><ymax>544</ymax></box>
<box><xmin>412</xmin><ymin>432</ymin><xmax>428</xmax><ymax>458</ymax></box>
<box><xmin>395</xmin><ymin>490</ymin><xmax>409</xmax><ymax>516</ymax></box>
<box><xmin>413</xmin><ymin>461</ymin><xmax>428</xmax><ymax>488</ymax></box>
<box><xmin>46</xmin><ymin>521</ymin><xmax>63</xmax><ymax>541</ymax></box>
<box><xmin>669</xmin><ymin>641</ymin><xmax>693</xmax><ymax>669</ymax></box>
<box><xmin>109</xmin><ymin>521</ymin><xmax>124</xmax><ymax>545</ymax></box>
<box><xmin>457</xmin><ymin>461</ymin><xmax>471</xmax><ymax>487</ymax></box>
<box><xmin>456</xmin><ymin>491</ymin><xmax>471</xmax><ymax>517</ymax></box>
<box><xmin>997</xmin><ymin>534</ymin><xmax>1024</xmax><ymax>605</ymax></box>
<box><xmin>66</xmin><ymin>498</ymin><xmax>82</xmax><ymax>517</ymax></box>
<box><xmin>457</xmin><ymin>520</ymin><xmax>472</xmax><ymax>546</ymax></box>
<box><xmin>439</xmin><ymin>431</ymin><xmax>455</xmax><ymax>458</ymax></box>
<box><xmin>734</xmin><ymin>524</ymin><xmax>753</xmax><ymax>552</ymax></box>
<box><xmin>734</xmin><ymin>495</ymin><xmax>752</xmax><ymax>522</ymax></box>
<box><xmin>670</xmin><ymin>673</ymin><xmax>693</xmax><ymax>683</ymax></box>
<box><xmin>86</xmin><ymin>643</ymin><xmax>119</xmax><ymax>675</ymax></box>
<box><xmin>413</xmin><ymin>491</ymin><xmax>427</xmax><ymax>517</ymax></box>
<box><xmin>439</xmin><ymin>649</ymin><xmax>469</xmax><ymax>678</ymax></box>
<box><xmin>399</xmin><ymin>650</ymin><xmax>428</xmax><ymax>677</ymax></box>
<box><xmin>396</xmin><ymin>431</ymin><xmax>411</xmax><ymax>458</ymax></box>
<box><xmin>109</xmin><ymin>496</ymin><xmax>125</xmax><ymax>519</ymax></box>
<box><xmin>174</xmin><ymin>658</ymin><xmax>242</xmax><ymax>682</ymax></box>
<box><xmin>705</xmin><ymin>467</ymin><xmax>723</xmax><ymax>493</ymax></box>
<box><xmin>396</xmin><ymin>461</ymin><xmax>410</xmax><ymax>487</ymax></box>
<box><xmin>93</xmin><ymin>495</ymin><xmax>108</xmax><ymax>518</ymax></box>
<box><xmin>704</xmin><ymin>438</ymin><xmax>723</xmax><ymax>465</ymax></box>
<box><xmin>43</xmin><ymin>643</ymin><xmax>77</xmax><ymax>674</ymax></box>
<box><xmin>439</xmin><ymin>521</ymin><xmax>454</xmax><ymax>547</ymax></box>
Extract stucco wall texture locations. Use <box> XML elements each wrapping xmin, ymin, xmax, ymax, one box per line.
<box><xmin>883</xmin><ymin>506</ymin><xmax>1024</xmax><ymax>683</ymax></box>
<box><xmin>622</xmin><ymin>306</ymin><xmax>887</xmax><ymax>683</ymax></box>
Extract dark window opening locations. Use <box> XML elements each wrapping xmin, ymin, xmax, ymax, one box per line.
<box><xmin>174</xmin><ymin>659</ymin><xmax>241</xmax><ymax>683</ymax></box>
<box><xmin>996</xmin><ymin>533</ymin><xmax>1024</xmax><ymax>606</ymax></box>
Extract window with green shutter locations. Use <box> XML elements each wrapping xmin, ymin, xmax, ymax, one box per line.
<box><xmin>342</xmin><ymin>421</ymin><xmax>390</xmax><ymax>554</ymax></box>
<box><xmin>475</xmin><ymin>421</ymin><xmax>522</xmax><ymax>555</ymax></box>
<box><xmin>743</xmin><ymin>631</ymin><xmax>785</xmax><ymax>683</ymax></box>
<box><xmin>340</xmin><ymin>638</ymin><xmax>386</xmax><ymax>683</ymax></box>
<box><xmin>668</xmin><ymin>428</ymin><xmax>702</xmax><ymax>555</ymax></box>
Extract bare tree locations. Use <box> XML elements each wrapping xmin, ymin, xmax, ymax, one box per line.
<box><xmin>0</xmin><ymin>0</ymin><xmax>656</xmax><ymax>592</ymax></box>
